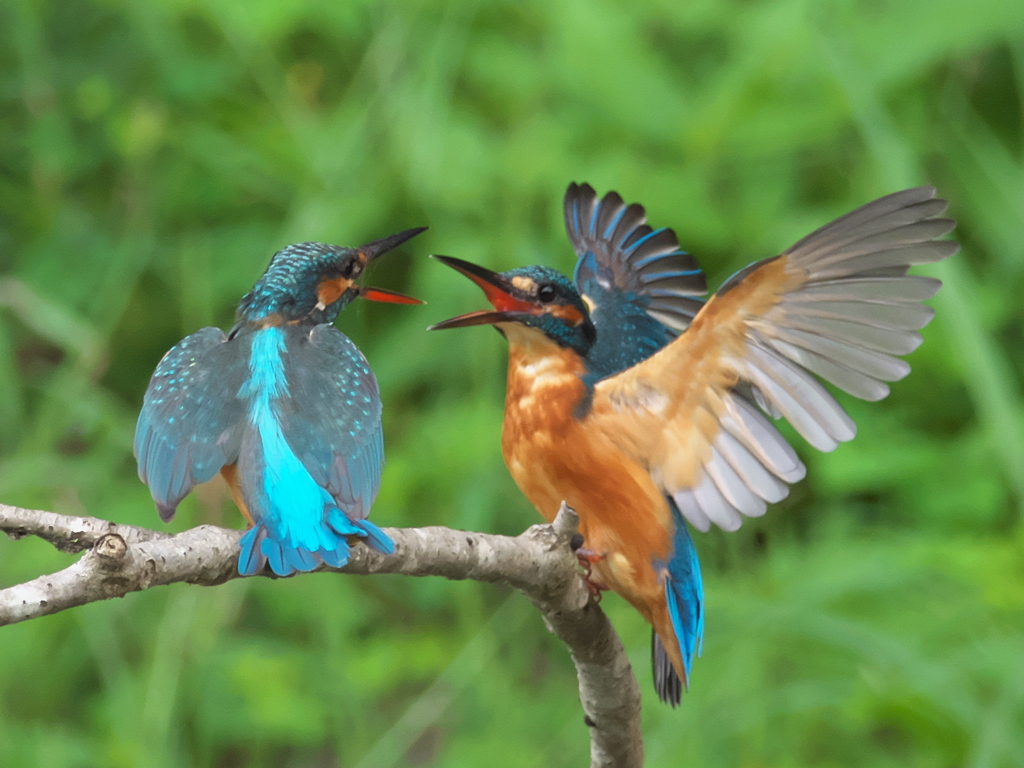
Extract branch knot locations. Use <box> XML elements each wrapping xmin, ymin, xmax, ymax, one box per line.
<box><xmin>93</xmin><ymin>532</ymin><xmax>129</xmax><ymax>567</ymax></box>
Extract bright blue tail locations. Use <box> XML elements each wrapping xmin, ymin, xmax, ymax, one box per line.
<box><xmin>237</xmin><ymin>514</ymin><xmax>394</xmax><ymax>577</ymax></box>
<box><xmin>653</xmin><ymin>499</ymin><xmax>704</xmax><ymax>706</ymax></box>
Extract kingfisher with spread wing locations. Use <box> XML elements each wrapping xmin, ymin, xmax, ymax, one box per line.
<box><xmin>430</xmin><ymin>184</ymin><xmax>957</xmax><ymax>705</ymax></box>
<box><xmin>135</xmin><ymin>228</ymin><xmax>424</xmax><ymax>577</ymax></box>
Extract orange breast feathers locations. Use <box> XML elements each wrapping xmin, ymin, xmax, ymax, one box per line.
<box><xmin>220</xmin><ymin>463</ymin><xmax>256</xmax><ymax>526</ymax></box>
<box><xmin>498</xmin><ymin>324</ymin><xmax>675</xmax><ymax>618</ymax></box>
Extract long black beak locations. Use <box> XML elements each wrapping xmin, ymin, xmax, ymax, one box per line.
<box><xmin>359</xmin><ymin>226</ymin><xmax>428</xmax><ymax>263</ymax></box>
<box><xmin>428</xmin><ymin>255</ymin><xmax>537</xmax><ymax>330</ymax></box>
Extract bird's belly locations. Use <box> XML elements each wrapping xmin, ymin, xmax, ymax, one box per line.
<box><xmin>501</xmin><ymin>372</ymin><xmax>674</xmax><ymax>609</ymax></box>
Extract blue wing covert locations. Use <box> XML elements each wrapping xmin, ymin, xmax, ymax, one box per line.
<box><xmin>134</xmin><ymin>327</ymin><xmax>248</xmax><ymax>521</ymax></box>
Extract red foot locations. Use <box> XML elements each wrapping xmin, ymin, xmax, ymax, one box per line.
<box><xmin>575</xmin><ymin>548</ymin><xmax>608</xmax><ymax>602</ymax></box>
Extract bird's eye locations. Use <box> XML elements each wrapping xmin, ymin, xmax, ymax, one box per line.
<box><xmin>341</xmin><ymin>260</ymin><xmax>359</xmax><ymax>279</ymax></box>
<box><xmin>537</xmin><ymin>283</ymin><xmax>557</xmax><ymax>303</ymax></box>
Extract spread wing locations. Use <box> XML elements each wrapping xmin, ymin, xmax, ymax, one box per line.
<box><xmin>589</xmin><ymin>187</ymin><xmax>958</xmax><ymax>533</ymax></box>
<box><xmin>566</xmin><ymin>183</ymin><xmax>707</xmax><ymax>376</ymax></box>
<box><xmin>277</xmin><ymin>325</ymin><xmax>384</xmax><ymax>522</ymax></box>
<box><xmin>134</xmin><ymin>327</ymin><xmax>248</xmax><ymax>521</ymax></box>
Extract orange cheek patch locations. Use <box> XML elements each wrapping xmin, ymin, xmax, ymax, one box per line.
<box><xmin>550</xmin><ymin>304</ymin><xmax>585</xmax><ymax>326</ymax></box>
<box><xmin>317</xmin><ymin>278</ymin><xmax>350</xmax><ymax>307</ymax></box>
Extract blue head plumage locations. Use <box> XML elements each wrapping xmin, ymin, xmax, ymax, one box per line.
<box><xmin>500</xmin><ymin>266</ymin><xmax>597</xmax><ymax>355</ymax></box>
<box><xmin>428</xmin><ymin>258</ymin><xmax>597</xmax><ymax>358</ymax></box>
<box><xmin>237</xmin><ymin>242</ymin><xmax>364</xmax><ymax>326</ymax></box>
<box><xmin>236</xmin><ymin>227</ymin><xmax>426</xmax><ymax>328</ymax></box>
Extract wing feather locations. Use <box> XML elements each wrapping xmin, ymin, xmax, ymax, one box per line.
<box><xmin>566</xmin><ymin>183</ymin><xmax>707</xmax><ymax>376</ymax></box>
<box><xmin>134</xmin><ymin>327</ymin><xmax>248</xmax><ymax>521</ymax></box>
<box><xmin>591</xmin><ymin>187</ymin><xmax>957</xmax><ymax>531</ymax></box>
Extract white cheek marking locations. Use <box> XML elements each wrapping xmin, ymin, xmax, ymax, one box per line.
<box><xmin>511</xmin><ymin>275</ymin><xmax>535</xmax><ymax>292</ymax></box>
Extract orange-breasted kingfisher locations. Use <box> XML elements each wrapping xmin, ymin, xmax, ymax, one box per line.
<box><xmin>430</xmin><ymin>184</ymin><xmax>957</xmax><ymax>705</ymax></box>
<box><xmin>135</xmin><ymin>228</ymin><xmax>425</xmax><ymax>577</ymax></box>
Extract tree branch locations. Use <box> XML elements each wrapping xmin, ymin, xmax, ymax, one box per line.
<box><xmin>0</xmin><ymin>501</ymin><xmax>642</xmax><ymax>768</ymax></box>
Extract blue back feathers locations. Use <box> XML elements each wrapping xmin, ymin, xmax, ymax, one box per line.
<box><xmin>233</xmin><ymin>325</ymin><xmax>392</xmax><ymax>576</ymax></box>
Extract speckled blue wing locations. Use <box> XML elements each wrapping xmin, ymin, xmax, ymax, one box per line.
<box><xmin>134</xmin><ymin>327</ymin><xmax>248</xmax><ymax>521</ymax></box>
<box><xmin>566</xmin><ymin>183</ymin><xmax>707</xmax><ymax>377</ymax></box>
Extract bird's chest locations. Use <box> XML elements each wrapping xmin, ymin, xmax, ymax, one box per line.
<box><xmin>501</xmin><ymin>345</ymin><xmax>590</xmax><ymax>522</ymax></box>
<box><xmin>499</xmin><ymin>343</ymin><xmax>662</xmax><ymax>515</ymax></box>
<box><xmin>499</xmin><ymin>339</ymin><xmax>675</xmax><ymax>594</ymax></box>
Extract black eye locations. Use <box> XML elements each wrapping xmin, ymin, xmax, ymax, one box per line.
<box><xmin>341</xmin><ymin>260</ymin><xmax>358</xmax><ymax>279</ymax></box>
<box><xmin>537</xmin><ymin>283</ymin><xmax>557</xmax><ymax>303</ymax></box>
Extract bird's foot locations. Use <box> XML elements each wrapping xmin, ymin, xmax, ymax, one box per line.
<box><xmin>574</xmin><ymin>548</ymin><xmax>608</xmax><ymax>602</ymax></box>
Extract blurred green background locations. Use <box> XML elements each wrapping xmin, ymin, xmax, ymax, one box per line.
<box><xmin>2</xmin><ymin>0</ymin><xmax>1023</xmax><ymax>765</ymax></box>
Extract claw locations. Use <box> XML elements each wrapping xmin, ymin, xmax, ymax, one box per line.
<box><xmin>583</xmin><ymin>577</ymin><xmax>605</xmax><ymax>602</ymax></box>
<box><xmin>576</xmin><ymin>547</ymin><xmax>605</xmax><ymax>567</ymax></box>
<box><xmin>575</xmin><ymin>548</ymin><xmax>608</xmax><ymax>602</ymax></box>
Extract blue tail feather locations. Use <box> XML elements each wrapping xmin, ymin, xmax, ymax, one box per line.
<box><xmin>283</xmin><ymin>545</ymin><xmax>318</xmax><ymax>573</ymax></box>
<box><xmin>261</xmin><ymin>537</ymin><xmax>290</xmax><ymax>576</ymax></box>
<box><xmin>653</xmin><ymin>499</ymin><xmax>704</xmax><ymax>705</ymax></box>
<box><xmin>327</xmin><ymin>507</ymin><xmax>363</xmax><ymax>536</ymax></box>
<box><xmin>318</xmin><ymin>544</ymin><xmax>351</xmax><ymax>569</ymax></box>
<box><xmin>666</xmin><ymin>512</ymin><xmax>704</xmax><ymax>672</ymax></box>
<box><xmin>355</xmin><ymin>518</ymin><xmax>395</xmax><ymax>555</ymax></box>
<box><xmin>236</xmin><ymin>510</ymin><xmax>394</xmax><ymax>577</ymax></box>
<box><xmin>238</xmin><ymin>527</ymin><xmax>266</xmax><ymax>576</ymax></box>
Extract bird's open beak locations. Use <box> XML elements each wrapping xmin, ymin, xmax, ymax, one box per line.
<box><xmin>322</xmin><ymin>226</ymin><xmax>427</xmax><ymax>310</ymax></box>
<box><xmin>327</xmin><ymin>227</ymin><xmax>428</xmax><ymax>311</ymax></box>
<box><xmin>428</xmin><ymin>255</ymin><xmax>536</xmax><ymax>330</ymax></box>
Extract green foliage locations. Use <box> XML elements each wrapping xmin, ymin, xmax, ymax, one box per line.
<box><xmin>1</xmin><ymin>0</ymin><xmax>1023</xmax><ymax>764</ymax></box>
